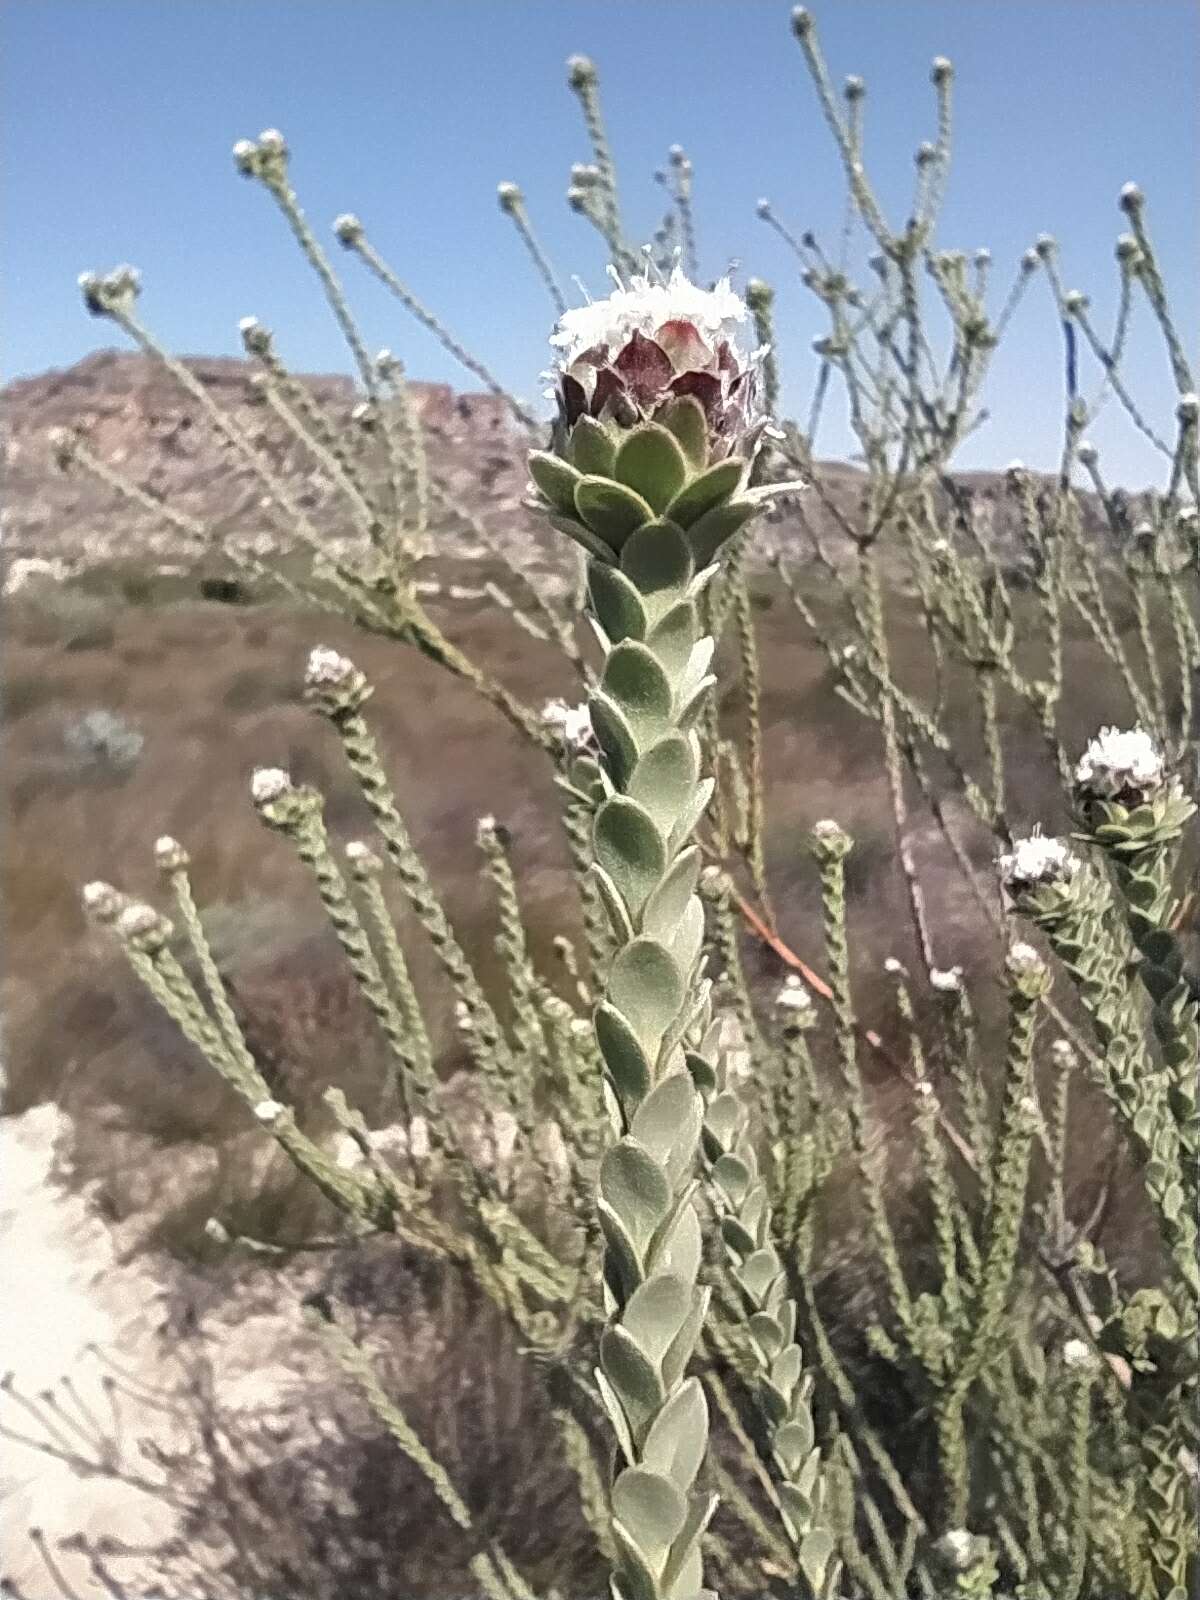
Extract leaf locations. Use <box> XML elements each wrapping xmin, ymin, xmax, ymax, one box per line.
<box><xmin>663</xmin><ymin>458</ymin><xmax>744</xmax><ymax>529</ymax></box>
<box><xmin>656</xmin><ymin>1197</ymin><xmax>703</xmax><ymax>1285</ymax></box>
<box><xmin>597</xmin><ymin>1198</ymin><xmax>646</xmax><ymax>1305</ymax></box>
<box><xmin>592</xmin><ymin>862</ymin><xmax>637</xmax><ymax>944</ymax></box>
<box><xmin>612</xmin><ymin>1467</ymin><xmax>687</xmax><ymax>1564</ymax></box>
<box><xmin>669</xmin><ymin>896</ymin><xmax>705</xmax><ymax>976</ymax></box>
<box><xmin>545</xmin><ymin>509</ymin><xmax>616</xmax><ymax>563</ymax></box>
<box><xmin>595</xmin><ymin>796</ymin><xmax>668</xmax><ymax>921</ymax></box>
<box><xmin>631</xmin><ymin>1071</ymin><xmax>702</xmax><ymax>1187</ymax></box>
<box><xmin>773</xmin><ymin>1416</ymin><xmax>816</xmax><ymax>1476</ymax></box>
<box><xmin>575</xmin><ymin>476</ymin><xmax>655</xmax><ymax>549</ymax></box>
<box><xmin>685</xmin><ymin>496</ymin><xmax>758</xmax><ymax>566</ymax></box>
<box><xmin>646</xmin><ymin>601</ymin><xmax>699</xmax><ymax>680</ymax></box>
<box><xmin>620</xmin><ymin>520</ymin><xmax>694</xmax><ymax>619</ymax></box>
<box><xmin>528</xmin><ymin>450</ymin><xmax>583</xmax><ymax>515</ymax></box>
<box><xmin>660</xmin><ymin>1284</ymin><xmax>709</xmax><ymax>1391</ymax></box>
<box><xmin>641</xmin><ymin>1376</ymin><xmax>709</xmax><ymax>1494</ymax></box>
<box><xmin>589</xmin><ymin>691</ymin><xmax>638</xmax><ymax>786</ymax></box>
<box><xmin>608</xmin><ymin>938</ymin><xmax>685</xmax><ymax>1054</ymax></box>
<box><xmin>569</xmin><ymin>414</ymin><xmax>617</xmax><ymax>476</ymax></box>
<box><xmin>601</xmin><ymin>1139</ymin><xmax>673</xmax><ymax>1251</ymax></box>
<box><xmin>595</xmin><ymin>1367</ymin><xmax>636</xmax><ymax>1467</ymax></box>
<box><xmin>600</xmin><ymin>1324</ymin><xmax>666</xmax><ymax>1442</ymax></box>
<box><xmin>589</xmin><ymin>563</ymin><xmax>648</xmax><ymax>645</ymax></box>
<box><xmin>740</xmin><ymin>1248</ymin><xmax>784</xmax><ymax>1306</ymax></box>
<box><xmin>608</xmin><ymin>1520</ymin><xmax>661</xmax><ymax>1600</ymax></box>
<box><xmin>622</xmin><ymin>1273</ymin><xmax>695</xmax><ymax>1368</ymax></box>
<box><xmin>602</xmin><ymin>641</ymin><xmax>674</xmax><ymax>749</ymax></box>
<box><xmin>629</xmin><ymin>736</ymin><xmax>700</xmax><ymax>835</ymax></box>
<box><xmin>614</xmin><ymin>424</ymin><xmax>690</xmax><ymax>513</ymax></box>
<box><xmin>641</xmin><ymin>844</ymin><xmax>701</xmax><ymax>941</ymax></box>
<box><xmin>771</xmin><ymin>1343</ymin><xmax>804</xmax><ymax>1400</ymax></box>
<box><xmin>712</xmin><ymin>1150</ymin><xmax>752</xmax><ymax>1209</ymax></box>
<box><xmin>654</xmin><ymin>394</ymin><xmax>709</xmax><ymax>469</ymax></box>
<box><xmin>720</xmin><ymin>1213</ymin><xmax>758</xmax><ymax>1259</ymax></box>
<box><xmin>595</xmin><ymin>1002</ymin><xmax>653</xmax><ymax>1108</ymax></box>
<box><xmin>659</xmin><ymin>1490</ymin><xmax>718</xmax><ymax>1598</ymax></box>
<box><xmin>670</xmin><ymin>776</ymin><xmax>715</xmax><ymax>852</ymax></box>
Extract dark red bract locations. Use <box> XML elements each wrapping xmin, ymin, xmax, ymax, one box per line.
<box><xmin>554</xmin><ymin>318</ymin><xmax>759</xmax><ymax>459</ymax></box>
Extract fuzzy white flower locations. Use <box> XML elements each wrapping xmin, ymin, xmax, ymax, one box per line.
<box><xmin>117</xmin><ymin>902</ymin><xmax>161</xmax><ymax>940</ymax></box>
<box><xmin>776</xmin><ymin>974</ymin><xmax>814</xmax><ymax>1013</ymax></box>
<box><xmin>541</xmin><ymin>697</ymin><xmax>593</xmax><ymax>748</ymax></box>
<box><xmin>998</xmin><ymin>831</ymin><xmax>1079</xmax><ymax>888</ymax></box>
<box><xmin>883</xmin><ymin>956</ymin><xmax>905</xmax><ymax>975</ymax></box>
<box><xmin>154</xmin><ymin>835</ymin><xmax>189</xmax><ymax>872</ymax></box>
<box><xmin>1074</xmin><ymin>725</ymin><xmax>1164</xmax><ymax>798</ymax></box>
<box><xmin>1062</xmin><ymin>1337</ymin><xmax>1096</xmax><ymax>1371</ymax></box>
<box><xmin>253</xmin><ymin>1099</ymin><xmax>286</xmax><ymax>1125</ymax></box>
<box><xmin>305</xmin><ymin>645</ymin><xmax>356</xmax><ymax>688</ymax></box>
<box><xmin>1006</xmin><ymin>941</ymin><xmax>1045</xmax><ymax>977</ymax></box>
<box><xmin>550</xmin><ymin>265</ymin><xmax>751</xmax><ymax>368</ymax></box>
<box><xmin>250</xmin><ymin>766</ymin><xmax>293</xmax><ymax>804</ymax></box>
<box><xmin>940</xmin><ymin>1529</ymin><xmax>974</xmax><ymax>1569</ymax></box>
<box><xmin>930</xmin><ymin>965</ymin><xmax>963</xmax><ymax>993</ymax></box>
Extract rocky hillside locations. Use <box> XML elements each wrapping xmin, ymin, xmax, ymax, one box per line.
<box><xmin>2</xmin><ymin>348</ymin><xmax>1109</xmax><ymax>581</ymax></box>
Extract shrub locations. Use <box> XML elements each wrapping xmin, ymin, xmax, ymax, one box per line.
<box><xmin>31</xmin><ymin>10</ymin><xmax>1198</xmax><ymax>1597</ymax></box>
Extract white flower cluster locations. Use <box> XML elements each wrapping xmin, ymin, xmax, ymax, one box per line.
<box><xmin>541</xmin><ymin>697</ymin><xmax>593</xmax><ymax>748</ymax></box>
<box><xmin>776</xmin><ymin>973</ymin><xmax>815</xmax><ymax>1019</ymax></box>
<box><xmin>550</xmin><ymin>265</ymin><xmax>751</xmax><ymax>367</ymax></box>
<box><xmin>1062</xmin><ymin>1337</ymin><xmax>1097</xmax><ymax>1371</ymax></box>
<box><xmin>929</xmin><ymin>965</ymin><xmax>963</xmax><ymax>993</ymax></box>
<box><xmin>250</xmin><ymin>767</ymin><xmax>294</xmax><ymax>805</ymax></box>
<box><xmin>305</xmin><ymin>644</ymin><xmax>356</xmax><ymax>688</ymax></box>
<box><xmin>1074</xmin><ymin>725</ymin><xmax>1164</xmax><ymax>799</ymax></box>
<box><xmin>998</xmin><ymin>831</ymin><xmax>1079</xmax><ymax>889</ymax></box>
<box><xmin>1006</xmin><ymin>941</ymin><xmax>1045</xmax><ymax>978</ymax></box>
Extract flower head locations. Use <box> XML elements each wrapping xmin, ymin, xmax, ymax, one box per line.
<box><xmin>548</xmin><ymin>266</ymin><xmax>765</xmax><ymax>458</ymax></box>
<box><xmin>1063</xmin><ymin>1337</ymin><xmax>1097</xmax><ymax>1372</ymax></box>
<box><xmin>998</xmin><ymin>831</ymin><xmax>1079</xmax><ymax>890</ymax></box>
<box><xmin>1074</xmin><ymin>725</ymin><xmax>1164</xmax><ymax>801</ymax></box>
<box><xmin>250</xmin><ymin>767</ymin><xmax>294</xmax><ymax>805</ymax></box>
<box><xmin>775</xmin><ymin>973</ymin><xmax>815</xmax><ymax>1019</ymax></box>
<box><xmin>929</xmin><ymin>965</ymin><xmax>963</xmax><ymax>993</ymax></box>
<box><xmin>541</xmin><ymin>697</ymin><xmax>594</xmax><ymax>750</ymax></box>
<box><xmin>154</xmin><ymin>835</ymin><xmax>190</xmax><ymax>873</ymax></box>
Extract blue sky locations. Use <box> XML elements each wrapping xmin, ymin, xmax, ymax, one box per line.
<box><xmin>5</xmin><ymin>2</ymin><xmax>1196</xmax><ymax>484</ymax></box>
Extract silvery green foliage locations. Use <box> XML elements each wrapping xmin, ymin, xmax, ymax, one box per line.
<box><xmin>61</xmin><ymin>9</ymin><xmax>1200</xmax><ymax>1599</ymax></box>
<box><xmin>527</xmin><ymin>269</ymin><xmax>806</xmax><ymax>1600</ymax></box>
<box><xmin>694</xmin><ymin>1015</ymin><xmax>839</xmax><ymax>1597</ymax></box>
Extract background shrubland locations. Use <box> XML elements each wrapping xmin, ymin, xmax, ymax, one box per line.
<box><xmin>2</xmin><ymin>8</ymin><xmax>1197</xmax><ymax>1598</ymax></box>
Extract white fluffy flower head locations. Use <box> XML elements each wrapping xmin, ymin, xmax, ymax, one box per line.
<box><xmin>998</xmin><ymin>831</ymin><xmax>1079</xmax><ymax>889</ymax></box>
<box><xmin>253</xmin><ymin>1098</ymin><xmax>287</xmax><ymax>1125</ymax></box>
<box><xmin>251</xmin><ymin>767</ymin><xmax>294</xmax><ymax>805</ymax></box>
<box><xmin>1062</xmin><ymin>1337</ymin><xmax>1096</xmax><ymax>1371</ymax></box>
<box><xmin>305</xmin><ymin>645</ymin><xmax>356</xmax><ymax>688</ymax></box>
<box><xmin>550</xmin><ymin>265</ymin><xmax>751</xmax><ymax>368</ymax></box>
<box><xmin>930</xmin><ymin>965</ymin><xmax>963</xmax><ymax>993</ymax></box>
<box><xmin>541</xmin><ymin>698</ymin><xmax>593</xmax><ymax>748</ymax></box>
<box><xmin>776</xmin><ymin>973</ymin><xmax>815</xmax><ymax>1015</ymax></box>
<box><xmin>1074</xmin><ymin>725</ymin><xmax>1164</xmax><ymax>799</ymax></box>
